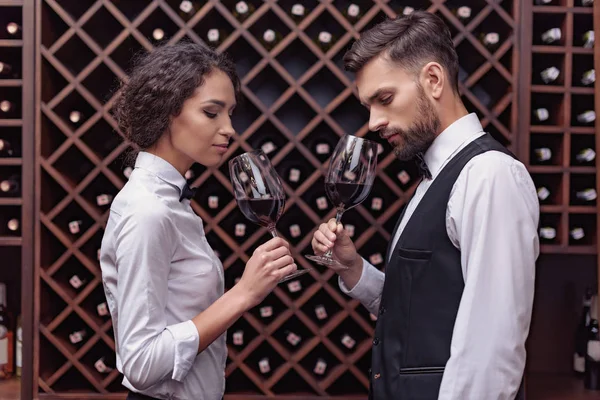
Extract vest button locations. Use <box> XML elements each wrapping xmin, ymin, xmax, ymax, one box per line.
<box><xmin>373</xmin><ymin>337</ymin><xmax>379</xmax><ymax>346</ymax></box>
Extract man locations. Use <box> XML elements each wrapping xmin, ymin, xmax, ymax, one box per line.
<box><xmin>311</xmin><ymin>11</ymin><xmax>539</xmax><ymax>400</ymax></box>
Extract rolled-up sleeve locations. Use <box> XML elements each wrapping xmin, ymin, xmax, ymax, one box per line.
<box><xmin>115</xmin><ymin>204</ymin><xmax>200</xmax><ymax>390</ymax></box>
<box><xmin>339</xmin><ymin>257</ymin><xmax>385</xmax><ymax>315</ymax></box>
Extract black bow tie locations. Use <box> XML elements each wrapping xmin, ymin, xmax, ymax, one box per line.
<box><xmin>415</xmin><ymin>152</ymin><xmax>432</xmax><ymax>180</ymax></box>
<box><xmin>179</xmin><ymin>183</ymin><xmax>197</xmax><ymax>202</ymax></box>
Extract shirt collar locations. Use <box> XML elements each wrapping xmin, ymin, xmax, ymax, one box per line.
<box><xmin>134</xmin><ymin>151</ymin><xmax>188</xmax><ymax>196</ymax></box>
<box><xmin>423</xmin><ymin>113</ymin><xmax>484</xmax><ymax>179</ymax></box>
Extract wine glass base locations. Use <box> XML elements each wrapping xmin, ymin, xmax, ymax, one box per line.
<box><xmin>304</xmin><ymin>254</ymin><xmax>350</xmax><ymax>270</ymax></box>
<box><xmin>278</xmin><ymin>268</ymin><xmax>312</xmax><ymax>283</ymax></box>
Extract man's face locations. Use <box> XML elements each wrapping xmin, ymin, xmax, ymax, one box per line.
<box><xmin>356</xmin><ymin>55</ymin><xmax>440</xmax><ymax>161</ymax></box>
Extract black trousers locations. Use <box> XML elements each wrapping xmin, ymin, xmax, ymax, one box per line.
<box><xmin>126</xmin><ymin>391</ymin><xmax>161</xmax><ymax>400</ymax></box>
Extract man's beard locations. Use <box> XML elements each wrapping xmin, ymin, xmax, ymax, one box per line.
<box><xmin>382</xmin><ymin>88</ymin><xmax>441</xmax><ymax>161</ymax></box>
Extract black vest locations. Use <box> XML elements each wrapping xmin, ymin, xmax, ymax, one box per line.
<box><xmin>369</xmin><ymin>133</ymin><xmax>523</xmax><ymax>399</ymax></box>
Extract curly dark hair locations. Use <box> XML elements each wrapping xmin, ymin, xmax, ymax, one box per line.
<box><xmin>343</xmin><ymin>11</ymin><xmax>460</xmax><ymax>94</ymax></box>
<box><xmin>112</xmin><ymin>41</ymin><xmax>241</xmax><ymax>164</ymax></box>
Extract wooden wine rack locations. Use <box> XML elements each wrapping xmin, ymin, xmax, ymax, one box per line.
<box><xmin>0</xmin><ymin>0</ymin><xmax>586</xmax><ymax>399</ymax></box>
<box><xmin>519</xmin><ymin>0</ymin><xmax>598</xmax><ymax>254</ymax></box>
<box><xmin>0</xmin><ymin>0</ymin><xmax>34</xmax><ymax>399</ymax></box>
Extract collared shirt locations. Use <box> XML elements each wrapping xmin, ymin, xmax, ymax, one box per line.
<box><xmin>340</xmin><ymin>113</ymin><xmax>540</xmax><ymax>399</ymax></box>
<box><xmin>100</xmin><ymin>151</ymin><xmax>226</xmax><ymax>400</ymax></box>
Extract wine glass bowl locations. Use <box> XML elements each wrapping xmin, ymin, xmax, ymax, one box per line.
<box><xmin>306</xmin><ymin>135</ymin><xmax>379</xmax><ymax>268</ymax></box>
<box><xmin>229</xmin><ymin>149</ymin><xmax>311</xmax><ymax>282</ymax></box>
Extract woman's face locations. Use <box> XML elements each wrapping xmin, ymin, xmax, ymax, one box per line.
<box><xmin>169</xmin><ymin>69</ymin><xmax>237</xmax><ymax>168</ymax></box>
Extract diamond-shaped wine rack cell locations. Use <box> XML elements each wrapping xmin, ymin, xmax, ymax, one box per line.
<box><xmin>36</xmin><ymin>0</ymin><xmax>516</xmax><ymax>396</ymax></box>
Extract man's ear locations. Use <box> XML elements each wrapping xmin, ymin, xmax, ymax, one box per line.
<box><xmin>420</xmin><ymin>61</ymin><xmax>445</xmax><ymax>100</ymax></box>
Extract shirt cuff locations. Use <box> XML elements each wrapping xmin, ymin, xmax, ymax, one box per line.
<box><xmin>165</xmin><ymin>319</ymin><xmax>199</xmax><ymax>382</ymax></box>
<box><xmin>338</xmin><ymin>258</ymin><xmax>385</xmax><ymax>315</ymax></box>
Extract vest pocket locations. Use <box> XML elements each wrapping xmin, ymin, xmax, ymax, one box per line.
<box><xmin>399</xmin><ymin>366</ymin><xmax>445</xmax><ymax>375</ymax></box>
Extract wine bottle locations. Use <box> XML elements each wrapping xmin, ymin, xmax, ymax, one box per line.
<box><xmin>581</xmin><ymin>0</ymin><xmax>593</xmax><ymax>6</ymax></box>
<box><xmin>0</xmin><ymin>139</ymin><xmax>12</xmax><ymax>156</ymax></box>
<box><xmin>315</xmin><ymin>142</ymin><xmax>330</xmax><ymax>156</ymax></box>
<box><xmin>285</xmin><ymin>330</ymin><xmax>301</xmax><ymax>346</ymax></box>
<box><xmin>341</xmin><ymin>333</ymin><xmax>356</xmax><ymax>349</ymax></box>
<box><xmin>68</xmin><ymin>220</ymin><xmax>83</xmax><ymax>235</ymax></box>
<box><xmin>232</xmin><ymin>330</ymin><xmax>243</xmax><ymax>345</ymax></box>
<box><xmin>575</xmin><ymin>188</ymin><xmax>597</xmax><ymax>202</ymax></box>
<box><xmin>233</xmin><ymin>1</ymin><xmax>255</xmax><ymax>21</ymax></box>
<box><xmin>258</xmin><ymin>357</ymin><xmax>270</xmax><ymax>374</ymax></box>
<box><xmin>152</xmin><ymin>28</ymin><xmax>165</xmax><ymax>41</ymax></box>
<box><xmin>289</xmin><ymin>224</ymin><xmax>301</xmax><ymax>238</ymax></box>
<box><xmin>316</xmin><ymin>31</ymin><xmax>334</xmax><ymax>52</ymax></box>
<box><xmin>343</xmin><ymin>3</ymin><xmax>362</xmax><ymax>22</ymax></box>
<box><xmin>261</xmin><ymin>141</ymin><xmax>276</xmax><ymax>155</ymax></box>
<box><xmin>69</xmin><ymin>110</ymin><xmax>83</xmax><ymax>124</ymax></box>
<box><xmin>537</xmin><ymin>186</ymin><xmax>550</xmax><ymax>201</ymax></box>
<box><xmin>533</xmin><ymin>107</ymin><xmax>549</xmax><ymax>123</ymax></box>
<box><xmin>69</xmin><ymin>329</ymin><xmax>87</xmax><ymax>344</ymax></box>
<box><xmin>539</xmin><ymin>226</ymin><xmax>556</xmax><ymax>240</ymax></box>
<box><xmin>0</xmin><ymin>175</ymin><xmax>19</xmax><ymax>195</ymax></box>
<box><xmin>69</xmin><ymin>274</ymin><xmax>87</xmax><ymax>290</ymax></box>
<box><xmin>315</xmin><ymin>196</ymin><xmax>328</xmax><ymax>210</ymax></box>
<box><xmin>584</xmin><ymin>319</ymin><xmax>600</xmax><ymax>390</ymax></box>
<box><xmin>581</xmin><ymin>69</ymin><xmax>595</xmax><ymax>86</ymax></box>
<box><xmin>261</xmin><ymin>29</ymin><xmax>282</xmax><ymax>50</ymax></box>
<box><xmin>206</xmin><ymin>28</ymin><xmax>225</xmax><ymax>47</ymax></box>
<box><xmin>259</xmin><ymin>306</ymin><xmax>272</xmax><ymax>318</ymax></box>
<box><xmin>315</xmin><ymin>304</ymin><xmax>328</xmax><ymax>320</ymax></box>
<box><xmin>582</xmin><ymin>30</ymin><xmax>595</xmax><ymax>48</ymax></box>
<box><xmin>576</xmin><ymin>148</ymin><xmax>596</xmax><ymax>163</ymax></box>
<box><xmin>574</xmin><ymin>287</ymin><xmax>593</xmax><ymax>376</ymax></box>
<box><xmin>570</xmin><ymin>227</ymin><xmax>585</xmax><ymax>240</ymax></box>
<box><xmin>314</xmin><ymin>358</ymin><xmax>327</xmax><ymax>375</ymax></box>
<box><xmin>6</xmin><ymin>22</ymin><xmax>20</xmax><ymax>36</ymax></box>
<box><xmin>177</xmin><ymin>0</ymin><xmax>200</xmax><ymax>19</ymax></box>
<box><xmin>534</xmin><ymin>147</ymin><xmax>552</xmax><ymax>162</ymax></box>
<box><xmin>541</xmin><ymin>27</ymin><xmax>561</xmax><ymax>44</ymax></box>
<box><xmin>452</xmin><ymin>6</ymin><xmax>472</xmax><ymax>22</ymax></box>
<box><xmin>480</xmin><ymin>32</ymin><xmax>500</xmax><ymax>49</ymax></box>
<box><xmin>401</xmin><ymin>6</ymin><xmax>415</xmax><ymax>15</ymax></box>
<box><xmin>234</xmin><ymin>223</ymin><xmax>246</xmax><ymax>237</ymax></box>
<box><xmin>0</xmin><ymin>283</ymin><xmax>14</xmax><ymax>380</ymax></box>
<box><xmin>540</xmin><ymin>66</ymin><xmax>560</xmax><ymax>83</ymax></box>
<box><xmin>0</xmin><ymin>62</ymin><xmax>11</xmax><ymax>75</ymax></box>
<box><xmin>96</xmin><ymin>194</ymin><xmax>113</xmax><ymax>206</ymax></box>
<box><xmin>97</xmin><ymin>302</ymin><xmax>109</xmax><ymax>317</ymax></box>
<box><xmin>94</xmin><ymin>356</ymin><xmax>114</xmax><ymax>373</ymax></box>
<box><xmin>397</xmin><ymin>170</ymin><xmax>411</xmax><ymax>185</ymax></box>
<box><xmin>208</xmin><ymin>195</ymin><xmax>218</xmax><ymax>209</ymax></box>
<box><xmin>287</xmin><ymin>279</ymin><xmax>302</xmax><ymax>293</ymax></box>
<box><xmin>6</xmin><ymin>218</ymin><xmax>19</xmax><ymax>233</ymax></box>
<box><xmin>290</xmin><ymin>3</ymin><xmax>306</xmax><ymax>22</ymax></box>
<box><xmin>577</xmin><ymin>111</ymin><xmax>596</xmax><ymax>124</ymax></box>
<box><xmin>15</xmin><ymin>314</ymin><xmax>21</xmax><ymax>377</ymax></box>
<box><xmin>288</xmin><ymin>168</ymin><xmax>301</xmax><ymax>183</ymax></box>
<box><xmin>0</xmin><ymin>100</ymin><xmax>14</xmax><ymax>114</ymax></box>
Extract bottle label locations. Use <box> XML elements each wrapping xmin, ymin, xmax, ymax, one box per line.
<box><xmin>208</xmin><ymin>196</ymin><xmax>219</xmax><ymax>209</ymax></box>
<box><xmin>576</xmin><ymin>148</ymin><xmax>596</xmax><ymax>162</ymax></box>
<box><xmin>484</xmin><ymin>33</ymin><xmax>499</xmax><ymax>46</ymax></box>
<box><xmin>233</xmin><ymin>330</ymin><xmax>243</xmax><ymax>345</ymax></box>
<box><xmin>314</xmin><ymin>358</ymin><xmax>327</xmax><ymax>375</ymax></box>
<box><xmin>397</xmin><ymin>170</ymin><xmax>411</xmax><ymax>184</ymax></box>
<box><xmin>537</xmin><ymin>187</ymin><xmax>550</xmax><ymax>201</ymax></box>
<box><xmin>535</xmin><ymin>147</ymin><xmax>552</xmax><ymax>161</ymax></box>
<box><xmin>581</xmin><ymin>69</ymin><xmax>595</xmax><ymax>86</ymax></box>
<box><xmin>287</xmin><ymin>280</ymin><xmax>301</xmax><ymax>293</ymax></box>
<box><xmin>576</xmin><ymin>188</ymin><xmax>597</xmax><ymax>201</ymax></box>
<box><xmin>286</xmin><ymin>332</ymin><xmax>301</xmax><ymax>346</ymax></box>
<box><xmin>574</xmin><ymin>353</ymin><xmax>585</xmax><ymax>372</ymax></box>
<box><xmin>534</xmin><ymin>108</ymin><xmax>549</xmax><ymax>122</ymax></box>
<box><xmin>316</xmin><ymin>196</ymin><xmax>328</xmax><ymax>210</ymax></box>
<box><xmin>577</xmin><ymin>111</ymin><xmax>596</xmax><ymax>124</ymax></box>
<box><xmin>235</xmin><ymin>1</ymin><xmax>249</xmax><ymax>14</ymax></box>
<box><xmin>0</xmin><ymin>336</ymin><xmax>7</xmax><ymax>364</ymax></box>
<box><xmin>289</xmin><ymin>224</ymin><xmax>301</xmax><ymax>238</ymax></box>
<box><xmin>318</xmin><ymin>31</ymin><xmax>332</xmax><ymax>44</ymax></box>
<box><xmin>259</xmin><ymin>357</ymin><xmax>270</xmax><ymax>373</ymax></box>
<box><xmin>291</xmin><ymin>4</ymin><xmax>305</xmax><ymax>16</ymax></box>
<box><xmin>541</xmin><ymin>28</ymin><xmax>561</xmax><ymax>43</ymax></box>
<box><xmin>234</xmin><ymin>223</ymin><xmax>246</xmax><ymax>237</ymax></box>
<box><xmin>540</xmin><ymin>227</ymin><xmax>556</xmax><ymax>239</ymax></box>
<box><xmin>570</xmin><ymin>227</ymin><xmax>585</xmax><ymax>240</ymax></box>
<box><xmin>180</xmin><ymin>1</ymin><xmax>193</xmax><ymax>14</ymax></box>
<box><xmin>541</xmin><ymin>66</ymin><xmax>560</xmax><ymax>83</ymax></box>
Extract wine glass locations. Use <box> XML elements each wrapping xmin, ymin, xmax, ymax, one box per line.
<box><xmin>229</xmin><ymin>149</ymin><xmax>311</xmax><ymax>283</ymax></box>
<box><xmin>305</xmin><ymin>134</ymin><xmax>379</xmax><ymax>268</ymax></box>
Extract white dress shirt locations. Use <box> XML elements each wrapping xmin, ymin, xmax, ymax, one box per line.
<box><xmin>340</xmin><ymin>113</ymin><xmax>540</xmax><ymax>399</ymax></box>
<box><xmin>100</xmin><ymin>152</ymin><xmax>226</xmax><ymax>400</ymax></box>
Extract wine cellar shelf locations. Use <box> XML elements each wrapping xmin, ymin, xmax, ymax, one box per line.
<box><xmin>0</xmin><ymin>0</ymin><xmax>593</xmax><ymax>398</ymax></box>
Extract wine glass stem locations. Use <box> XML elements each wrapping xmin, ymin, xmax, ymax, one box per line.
<box><xmin>269</xmin><ymin>227</ymin><xmax>278</xmax><ymax>238</ymax></box>
<box><xmin>324</xmin><ymin>209</ymin><xmax>345</xmax><ymax>258</ymax></box>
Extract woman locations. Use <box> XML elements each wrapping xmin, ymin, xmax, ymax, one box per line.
<box><xmin>99</xmin><ymin>41</ymin><xmax>297</xmax><ymax>400</ymax></box>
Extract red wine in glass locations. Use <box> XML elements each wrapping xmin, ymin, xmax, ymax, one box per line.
<box><xmin>229</xmin><ymin>149</ymin><xmax>311</xmax><ymax>282</ymax></box>
<box><xmin>305</xmin><ymin>135</ymin><xmax>378</xmax><ymax>268</ymax></box>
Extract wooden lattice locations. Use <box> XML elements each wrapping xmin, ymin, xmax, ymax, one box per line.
<box><xmin>30</xmin><ymin>0</ymin><xmax>525</xmax><ymax>398</ymax></box>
